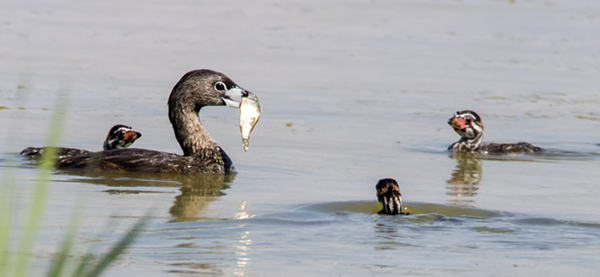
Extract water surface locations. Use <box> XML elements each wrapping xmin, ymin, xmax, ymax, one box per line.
<box><xmin>1</xmin><ymin>0</ymin><xmax>600</xmax><ymax>275</ymax></box>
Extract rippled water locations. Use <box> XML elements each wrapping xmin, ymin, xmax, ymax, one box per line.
<box><xmin>2</xmin><ymin>0</ymin><xmax>600</xmax><ymax>276</ymax></box>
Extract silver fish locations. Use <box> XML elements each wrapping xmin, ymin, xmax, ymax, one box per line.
<box><xmin>239</xmin><ymin>92</ymin><xmax>261</xmax><ymax>151</ymax></box>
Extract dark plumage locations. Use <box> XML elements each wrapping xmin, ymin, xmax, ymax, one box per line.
<box><xmin>448</xmin><ymin>110</ymin><xmax>542</xmax><ymax>155</ymax></box>
<box><xmin>376</xmin><ymin>178</ymin><xmax>409</xmax><ymax>215</ymax></box>
<box><xmin>58</xmin><ymin>69</ymin><xmax>251</xmax><ymax>174</ymax></box>
<box><xmin>21</xmin><ymin>124</ymin><xmax>141</xmax><ymax>160</ymax></box>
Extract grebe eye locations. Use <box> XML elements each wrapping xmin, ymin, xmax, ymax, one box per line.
<box><xmin>214</xmin><ymin>82</ymin><xmax>227</xmax><ymax>92</ymax></box>
<box><xmin>466</xmin><ymin>117</ymin><xmax>472</xmax><ymax>123</ymax></box>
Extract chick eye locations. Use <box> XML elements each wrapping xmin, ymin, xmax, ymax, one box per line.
<box><xmin>466</xmin><ymin>117</ymin><xmax>472</xmax><ymax>123</ymax></box>
<box><xmin>214</xmin><ymin>82</ymin><xmax>227</xmax><ymax>92</ymax></box>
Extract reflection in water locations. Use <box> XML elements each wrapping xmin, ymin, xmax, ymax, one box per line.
<box><xmin>235</xmin><ymin>201</ymin><xmax>252</xmax><ymax>219</ymax></box>
<box><xmin>446</xmin><ymin>152</ymin><xmax>482</xmax><ymax>203</ymax></box>
<box><xmin>55</xmin><ymin>169</ymin><xmax>240</xmax><ymax>273</ymax></box>
<box><xmin>374</xmin><ymin>222</ymin><xmax>400</xmax><ymax>251</ymax></box>
<box><xmin>56</xmin><ymin>170</ymin><xmax>234</xmax><ymax>222</ymax></box>
<box><xmin>233</xmin><ymin>230</ymin><xmax>252</xmax><ymax>276</ymax></box>
<box><xmin>169</xmin><ymin>174</ymin><xmax>233</xmax><ymax>222</ymax></box>
<box><xmin>169</xmin><ymin>262</ymin><xmax>224</xmax><ymax>275</ymax></box>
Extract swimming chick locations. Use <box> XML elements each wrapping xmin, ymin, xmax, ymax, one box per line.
<box><xmin>21</xmin><ymin>124</ymin><xmax>141</xmax><ymax>160</ymax></box>
<box><xmin>448</xmin><ymin>110</ymin><xmax>543</xmax><ymax>155</ymax></box>
<box><xmin>376</xmin><ymin>178</ymin><xmax>409</xmax><ymax>215</ymax></box>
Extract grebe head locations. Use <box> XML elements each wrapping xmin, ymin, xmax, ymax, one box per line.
<box><xmin>169</xmin><ymin>69</ymin><xmax>251</xmax><ymax>112</ymax></box>
<box><xmin>376</xmin><ymin>178</ymin><xmax>403</xmax><ymax>215</ymax></box>
<box><xmin>448</xmin><ymin>110</ymin><xmax>483</xmax><ymax>140</ymax></box>
<box><xmin>103</xmin><ymin>124</ymin><xmax>142</xmax><ymax>151</ymax></box>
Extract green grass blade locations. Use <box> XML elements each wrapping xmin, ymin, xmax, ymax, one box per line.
<box><xmin>45</xmin><ymin>206</ymin><xmax>82</xmax><ymax>277</ymax></box>
<box><xmin>0</xmin><ymin>175</ymin><xmax>15</xmax><ymax>276</ymax></box>
<box><xmin>1</xmin><ymin>68</ymin><xmax>34</xmax><ymax>276</ymax></box>
<box><xmin>82</xmin><ymin>216</ymin><xmax>149</xmax><ymax>277</ymax></box>
<box><xmin>72</xmin><ymin>253</ymin><xmax>95</xmax><ymax>277</ymax></box>
<box><xmin>13</xmin><ymin>93</ymin><xmax>68</xmax><ymax>277</ymax></box>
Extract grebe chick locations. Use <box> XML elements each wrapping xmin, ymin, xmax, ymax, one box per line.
<box><xmin>21</xmin><ymin>124</ymin><xmax>141</xmax><ymax>160</ymax></box>
<box><xmin>103</xmin><ymin>124</ymin><xmax>143</xmax><ymax>151</ymax></box>
<box><xmin>448</xmin><ymin>110</ymin><xmax>543</xmax><ymax>155</ymax></box>
<box><xmin>58</xmin><ymin>69</ymin><xmax>255</xmax><ymax>174</ymax></box>
<box><xmin>376</xmin><ymin>178</ymin><xmax>409</xmax><ymax>215</ymax></box>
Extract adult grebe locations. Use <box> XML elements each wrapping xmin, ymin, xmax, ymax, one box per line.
<box><xmin>58</xmin><ymin>69</ymin><xmax>254</xmax><ymax>174</ymax></box>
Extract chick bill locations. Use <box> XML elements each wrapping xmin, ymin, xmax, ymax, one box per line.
<box><xmin>239</xmin><ymin>92</ymin><xmax>261</xmax><ymax>151</ymax></box>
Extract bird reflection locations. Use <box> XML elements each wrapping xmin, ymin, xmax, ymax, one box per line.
<box><xmin>55</xmin><ymin>170</ymin><xmax>233</xmax><ymax>221</ymax></box>
<box><xmin>446</xmin><ymin>152</ymin><xmax>482</xmax><ymax>200</ymax></box>
<box><xmin>374</xmin><ymin>222</ymin><xmax>400</xmax><ymax>251</ymax></box>
<box><xmin>169</xmin><ymin>174</ymin><xmax>233</xmax><ymax>221</ymax></box>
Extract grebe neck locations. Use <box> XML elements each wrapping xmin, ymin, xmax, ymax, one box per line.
<box><xmin>452</xmin><ymin>133</ymin><xmax>484</xmax><ymax>152</ymax></box>
<box><xmin>168</xmin><ymin>102</ymin><xmax>220</xmax><ymax>157</ymax></box>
